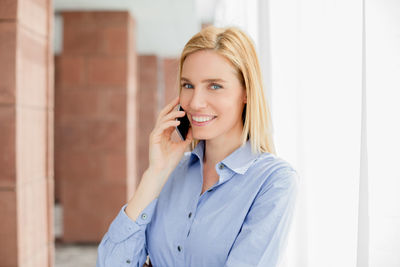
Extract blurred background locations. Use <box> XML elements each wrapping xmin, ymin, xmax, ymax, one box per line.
<box><xmin>0</xmin><ymin>0</ymin><xmax>399</xmax><ymax>266</ymax></box>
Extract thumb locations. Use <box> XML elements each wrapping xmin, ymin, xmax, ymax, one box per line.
<box><xmin>185</xmin><ymin>127</ymin><xmax>193</xmax><ymax>144</ymax></box>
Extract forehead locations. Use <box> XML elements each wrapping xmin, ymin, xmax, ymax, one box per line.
<box><xmin>181</xmin><ymin>50</ymin><xmax>238</xmax><ymax>81</ymax></box>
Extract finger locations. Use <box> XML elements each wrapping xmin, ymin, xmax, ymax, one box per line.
<box><xmin>175</xmin><ymin>126</ymin><xmax>193</xmax><ymax>144</ymax></box>
<box><xmin>161</xmin><ymin>110</ymin><xmax>186</xmax><ymax>124</ymax></box>
<box><xmin>159</xmin><ymin>96</ymin><xmax>180</xmax><ymax>118</ymax></box>
<box><xmin>155</xmin><ymin>97</ymin><xmax>180</xmax><ymax>125</ymax></box>
<box><xmin>164</xmin><ymin>123</ymin><xmax>177</xmax><ymax>137</ymax></box>
<box><xmin>153</xmin><ymin>120</ymin><xmax>181</xmax><ymax>136</ymax></box>
<box><xmin>185</xmin><ymin>127</ymin><xmax>193</xmax><ymax>143</ymax></box>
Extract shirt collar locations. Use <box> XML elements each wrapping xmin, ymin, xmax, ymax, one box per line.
<box><xmin>189</xmin><ymin>140</ymin><xmax>205</xmax><ymax>165</ymax></box>
<box><xmin>189</xmin><ymin>139</ymin><xmax>262</xmax><ymax>175</ymax></box>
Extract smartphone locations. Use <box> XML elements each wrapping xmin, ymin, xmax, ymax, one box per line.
<box><xmin>176</xmin><ymin>105</ymin><xmax>190</xmax><ymax>140</ymax></box>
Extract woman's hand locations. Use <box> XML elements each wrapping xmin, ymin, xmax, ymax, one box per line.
<box><xmin>148</xmin><ymin>96</ymin><xmax>193</xmax><ymax>176</ymax></box>
<box><xmin>125</xmin><ymin>96</ymin><xmax>192</xmax><ymax>222</ymax></box>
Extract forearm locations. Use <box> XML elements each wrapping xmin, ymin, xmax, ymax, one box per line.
<box><xmin>97</xmin><ymin>168</ymin><xmax>164</xmax><ymax>267</ymax></box>
<box><xmin>125</xmin><ymin>168</ymin><xmax>170</xmax><ymax>221</ymax></box>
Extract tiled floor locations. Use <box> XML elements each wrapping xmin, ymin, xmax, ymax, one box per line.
<box><xmin>55</xmin><ymin>243</ymin><xmax>98</xmax><ymax>267</ymax></box>
<box><xmin>55</xmin><ymin>204</ymin><xmax>98</xmax><ymax>267</ymax></box>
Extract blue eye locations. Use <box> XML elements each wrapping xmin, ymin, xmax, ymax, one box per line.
<box><xmin>182</xmin><ymin>83</ymin><xmax>193</xmax><ymax>89</ymax></box>
<box><xmin>210</xmin><ymin>84</ymin><xmax>222</xmax><ymax>90</ymax></box>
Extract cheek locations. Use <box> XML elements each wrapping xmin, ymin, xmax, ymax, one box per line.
<box><xmin>179</xmin><ymin>90</ymin><xmax>191</xmax><ymax>109</ymax></box>
<box><xmin>219</xmin><ymin>102</ymin><xmax>245</xmax><ymax>125</ymax></box>
<box><xmin>217</xmin><ymin>97</ymin><xmax>243</xmax><ymax>114</ymax></box>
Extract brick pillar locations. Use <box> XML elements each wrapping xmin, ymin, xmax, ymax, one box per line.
<box><xmin>55</xmin><ymin>11</ymin><xmax>137</xmax><ymax>242</ymax></box>
<box><xmin>0</xmin><ymin>0</ymin><xmax>54</xmax><ymax>266</ymax></box>
<box><xmin>136</xmin><ymin>55</ymin><xmax>158</xmax><ymax>182</ymax></box>
<box><xmin>163</xmin><ymin>57</ymin><xmax>179</xmax><ymax>105</ymax></box>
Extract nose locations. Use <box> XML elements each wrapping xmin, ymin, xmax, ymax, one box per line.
<box><xmin>188</xmin><ymin>87</ymin><xmax>208</xmax><ymax>110</ymax></box>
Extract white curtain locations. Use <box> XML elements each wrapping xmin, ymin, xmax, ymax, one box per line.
<box><xmin>366</xmin><ymin>1</ymin><xmax>400</xmax><ymax>266</ymax></box>
<box><xmin>214</xmin><ymin>0</ymin><xmax>400</xmax><ymax>266</ymax></box>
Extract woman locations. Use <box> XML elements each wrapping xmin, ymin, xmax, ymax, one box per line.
<box><xmin>97</xmin><ymin>26</ymin><xmax>299</xmax><ymax>267</ymax></box>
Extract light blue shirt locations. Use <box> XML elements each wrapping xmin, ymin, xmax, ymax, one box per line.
<box><xmin>97</xmin><ymin>140</ymin><xmax>299</xmax><ymax>267</ymax></box>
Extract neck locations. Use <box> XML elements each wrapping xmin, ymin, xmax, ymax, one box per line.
<box><xmin>203</xmin><ymin>134</ymin><xmax>243</xmax><ymax>168</ymax></box>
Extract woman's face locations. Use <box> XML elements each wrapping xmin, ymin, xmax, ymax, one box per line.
<box><xmin>179</xmin><ymin>49</ymin><xmax>247</xmax><ymax>143</ymax></box>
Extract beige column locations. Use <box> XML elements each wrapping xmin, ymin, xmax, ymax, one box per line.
<box><xmin>0</xmin><ymin>0</ymin><xmax>54</xmax><ymax>266</ymax></box>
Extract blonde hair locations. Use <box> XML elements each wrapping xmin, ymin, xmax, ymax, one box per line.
<box><xmin>178</xmin><ymin>26</ymin><xmax>276</xmax><ymax>155</ymax></box>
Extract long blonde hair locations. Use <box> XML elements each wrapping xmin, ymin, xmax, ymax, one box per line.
<box><xmin>178</xmin><ymin>26</ymin><xmax>276</xmax><ymax>155</ymax></box>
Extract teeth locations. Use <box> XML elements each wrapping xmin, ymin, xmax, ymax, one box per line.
<box><xmin>192</xmin><ymin>116</ymin><xmax>215</xmax><ymax>122</ymax></box>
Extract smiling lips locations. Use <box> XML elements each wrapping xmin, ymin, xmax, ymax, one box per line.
<box><xmin>190</xmin><ymin>115</ymin><xmax>217</xmax><ymax>126</ymax></box>
<box><xmin>192</xmin><ymin>115</ymin><xmax>215</xmax><ymax>122</ymax></box>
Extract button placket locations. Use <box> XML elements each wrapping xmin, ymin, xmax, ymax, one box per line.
<box><xmin>186</xmin><ymin>199</ymin><xmax>197</xmax><ymax>238</ymax></box>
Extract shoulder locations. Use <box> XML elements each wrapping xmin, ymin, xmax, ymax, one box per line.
<box><xmin>251</xmin><ymin>152</ymin><xmax>297</xmax><ymax>176</ymax></box>
<box><xmin>250</xmin><ymin>153</ymin><xmax>299</xmax><ymax>194</ymax></box>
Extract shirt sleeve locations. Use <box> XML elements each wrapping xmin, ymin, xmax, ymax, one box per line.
<box><xmin>224</xmin><ymin>168</ymin><xmax>299</xmax><ymax>267</ymax></box>
<box><xmin>96</xmin><ymin>198</ymin><xmax>158</xmax><ymax>267</ymax></box>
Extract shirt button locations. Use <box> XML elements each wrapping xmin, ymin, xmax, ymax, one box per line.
<box><xmin>188</xmin><ymin>212</ymin><xmax>192</xmax><ymax>218</ymax></box>
<box><xmin>141</xmin><ymin>213</ymin><xmax>148</xmax><ymax>220</ymax></box>
<box><xmin>177</xmin><ymin>245</ymin><xmax>182</xmax><ymax>252</ymax></box>
<box><xmin>219</xmin><ymin>164</ymin><xmax>224</xmax><ymax>170</ymax></box>
<box><xmin>126</xmin><ymin>259</ymin><xmax>131</xmax><ymax>264</ymax></box>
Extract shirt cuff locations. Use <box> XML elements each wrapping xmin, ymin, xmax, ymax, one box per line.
<box><xmin>107</xmin><ymin>198</ymin><xmax>158</xmax><ymax>243</ymax></box>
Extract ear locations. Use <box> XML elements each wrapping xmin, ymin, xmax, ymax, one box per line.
<box><xmin>243</xmin><ymin>94</ymin><xmax>247</xmax><ymax>104</ymax></box>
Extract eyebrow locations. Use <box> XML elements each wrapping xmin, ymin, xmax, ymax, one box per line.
<box><xmin>181</xmin><ymin>77</ymin><xmax>227</xmax><ymax>83</ymax></box>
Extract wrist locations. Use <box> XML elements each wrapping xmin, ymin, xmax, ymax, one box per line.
<box><xmin>141</xmin><ymin>167</ymin><xmax>170</xmax><ymax>191</ymax></box>
<box><xmin>145</xmin><ymin>165</ymin><xmax>171</xmax><ymax>178</ymax></box>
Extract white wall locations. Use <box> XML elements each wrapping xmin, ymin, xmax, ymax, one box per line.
<box><xmin>53</xmin><ymin>0</ymin><xmax>201</xmax><ymax>57</ymax></box>
<box><xmin>366</xmin><ymin>0</ymin><xmax>400</xmax><ymax>266</ymax></box>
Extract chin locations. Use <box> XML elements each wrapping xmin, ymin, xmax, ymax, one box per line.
<box><xmin>192</xmin><ymin>131</ymin><xmax>214</xmax><ymax>141</ymax></box>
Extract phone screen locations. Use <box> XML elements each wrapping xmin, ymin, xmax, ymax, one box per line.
<box><xmin>176</xmin><ymin>105</ymin><xmax>190</xmax><ymax>140</ymax></box>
